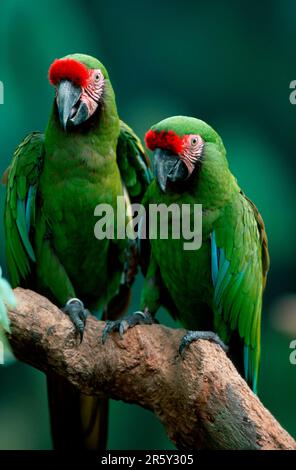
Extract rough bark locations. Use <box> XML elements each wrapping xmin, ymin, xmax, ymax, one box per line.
<box><xmin>6</xmin><ymin>287</ymin><xmax>296</xmax><ymax>450</ymax></box>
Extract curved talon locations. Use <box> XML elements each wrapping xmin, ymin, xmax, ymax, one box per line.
<box><xmin>101</xmin><ymin>310</ymin><xmax>154</xmax><ymax>344</ymax></box>
<box><xmin>133</xmin><ymin>311</ymin><xmax>147</xmax><ymax>319</ymax></box>
<box><xmin>63</xmin><ymin>298</ymin><xmax>88</xmax><ymax>342</ymax></box>
<box><xmin>119</xmin><ymin>320</ymin><xmax>128</xmax><ymax>338</ymax></box>
<box><xmin>102</xmin><ymin>320</ymin><xmax>121</xmax><ymax>344</ymax></box>
<box><xmin>66</xmin><ymin>298</ymin><xmax>84</xmax><ymax>309</ymax></box>
<box><xmin>179</xmin><ymin>330</ymin><xmax>228</xmax><ymax>357</ymax></box>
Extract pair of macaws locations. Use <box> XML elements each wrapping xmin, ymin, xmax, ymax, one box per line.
<box><xmin>1</xmin><ymin>53</ymin><xmax>269</xmax><ymax>449</ymax></box>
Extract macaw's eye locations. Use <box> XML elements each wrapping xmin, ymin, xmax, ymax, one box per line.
<box><xmin>95</xmin><ymin>74</ymin><xmax>100</xmax><ymax>81</ymax></box>
<box><xmin>191</xmin><ymin>138</ymin><xmax>197</xmax><ymax>145</ymax></box>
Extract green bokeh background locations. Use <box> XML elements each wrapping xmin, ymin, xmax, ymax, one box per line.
<box><xmin>0</xmin><ymin>0</ymin><xmax>296</xmax><ymax>449</ymax></box>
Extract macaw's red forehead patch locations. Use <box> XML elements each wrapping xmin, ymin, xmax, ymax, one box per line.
<box><xmin>49</xmin><ymin>58</ymin><xmax>89</xmax><ymax>88</ymax></box>
<box><xmin>145</xmin><ymin>130</ymin><xmax>183</xmax><ymax>154</ymax></box>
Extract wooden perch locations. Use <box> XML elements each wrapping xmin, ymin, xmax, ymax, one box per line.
<box><xmin>6</xmin><ymin>287</ymin><xmax>296</xmax><ymax>450</ymax></box>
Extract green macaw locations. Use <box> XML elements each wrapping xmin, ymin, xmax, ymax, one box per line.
<box><xmin>3</xmin><ymin>53</ymin><xmax>151</xmax><ymax>449</ymax></box>
<box><xmin>103</xmin><ymin>116</ymin><xmax>269</xmax><ymax>394</ymax></box>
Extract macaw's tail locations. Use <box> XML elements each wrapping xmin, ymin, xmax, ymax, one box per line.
<box><xmin>227</xmin><ymin>332</ymin><xmax>257</xmax><ymax>394</ymax></box>
<box><xmin>227</xmin><ymin>332</ymin><xmax>245</xmax><ymax>380</ymax></box>
<box><xmin>46</xmin><ymin>282</ymin><xmax>133</xmax><ymax>450</ymax></box>
<box><xmin>47</xmin><ymin>373</ymin><xmax>108</xmax><ymax>450</ymax></box>
<box><xmin>228</xmin><ymin>332</ymin><xmax>260</xmax><ymax>395</ymax></box>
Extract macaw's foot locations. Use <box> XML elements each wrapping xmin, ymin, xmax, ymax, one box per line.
<box><xmin>63</xmin><ymin>298</ymin><xmax>88</xmax><ymax>342</ymax></box>
<box><xmin>179</xmin><ymin>330</ymin><xmax>228</xmax><ymax>357</ymax></box>
<box><xmin>102</xmin><ymin>309</ymin><xmax>154</xmax><ymax>344</ymax></box>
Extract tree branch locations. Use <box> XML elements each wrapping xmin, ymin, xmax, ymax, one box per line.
<box><xmin>6</xmin><ymin>288</ymin><xmax>296</xmax><ymax>450</ymax></box>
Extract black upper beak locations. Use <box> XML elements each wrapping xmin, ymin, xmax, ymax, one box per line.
<box><xmin>57</xmin><ymin>80</ymin><xmax>82</xmax><ymax>130</ymax></box>
<box><xmin>153</xmin><ymin>148</ymin><xmax>188</xmax><ymax>192</ymax></box>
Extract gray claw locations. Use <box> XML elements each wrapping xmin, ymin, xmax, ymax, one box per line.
<box><xmin>101</xmin><ymin>310</ymin><xmax>153</xmax><ymax>344</ymax></box>
<box><xmin>179</xmin><ymin>330</ymin><xmax>228</xmax><ymax>357</ymax></box>
<box><xmin>119</xmin><ymin>320</ymin><xmax>128</xmax><ymax>337</ymax></box>
<box><xmin>63</xmin><ymin>298</ymin><xmax>88</xmax><ymax>342</ymax></box>
<box><xmin>102</xmin><ymin>320</ymin><xmax>119</xmax><ymax>344</ymax></box>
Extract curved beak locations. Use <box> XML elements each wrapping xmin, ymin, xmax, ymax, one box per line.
<box><xmin>153</xmin><ymin>148</ymin><xmax>188</xmax><ymax>192</ymax></box>
<box><xmin>57</xmin><ymin>80</ymin><xmax>82</xmax><ymax>130</ymax></box>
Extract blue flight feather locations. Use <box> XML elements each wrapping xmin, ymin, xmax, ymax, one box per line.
<box><xmin>244</xmin><ymin>345</ymin><xmax>258</xmax><ymax>394</ymax></box>
<box><xmin>252</xmin><ymin>372</ymin><xmax>258</xmax><ymax>395</ymax></box>
<box><xmin>211</xmin><ymin>231</ymin><xmax>219</xmax><ymax>285</ymax></box>
<box><xmin>25</xmin><ymin>185</ymin><xmax>35</xmax><ymax>232</ymax></box>
<box><xmin>214</xmin><ymin>252</ymin><xmax>230</xmax><ymax>305</ymax></box>
<box><xmin>16</xmin><ymin>199</ymin><xmax>36</xmax><ymax>262</ymax></box>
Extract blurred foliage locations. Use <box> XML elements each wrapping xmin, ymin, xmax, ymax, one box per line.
<box><xmin>0</xmin><ymin>0</ymin><xmax>295</xmax><ymax>449</ymax></box>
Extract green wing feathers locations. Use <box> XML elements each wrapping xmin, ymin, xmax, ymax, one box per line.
<box><xmin>242</xmin><ymin>193</ymin><xmax>270</xmax><ymax>288</ymax></box>
<box><xmin>212</xmin><ymin>193</ymin><xmax>269</xmax><ymax>393</ymax></box>
<box><xmin>116</xmin><ymin>121</ymin><xmax>152</xmax><ymax>202</ymax></box>
<box><xmin>4</xmin><ymin>132</ymin><xmax>44</xmax><ymax>287</ymax></box>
